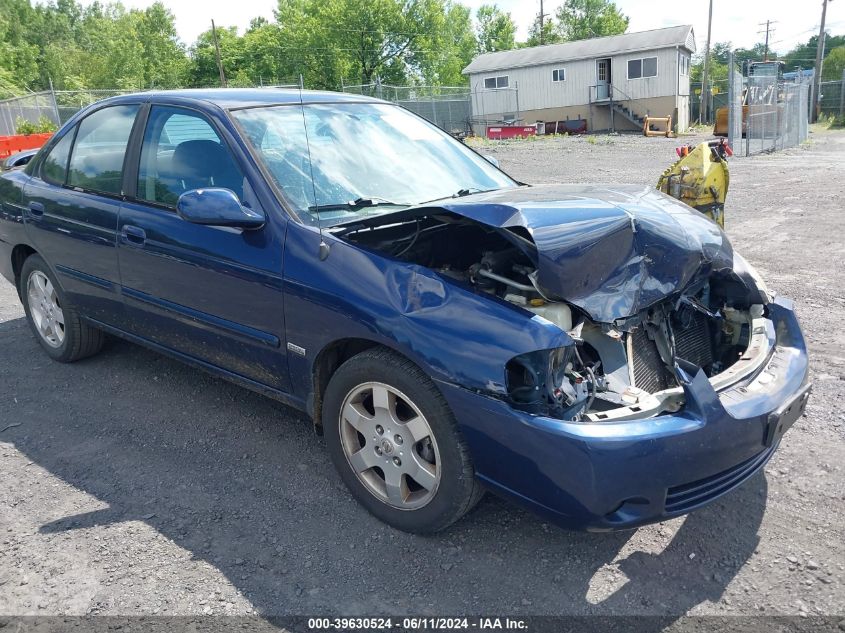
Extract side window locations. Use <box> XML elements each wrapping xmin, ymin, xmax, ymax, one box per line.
<box><xmin>40</xmin><ymin>128</ymin><xmax>75</xmax><ymax>185</ymax></box>
<box><xmin>67</xmin><ymin>105</ymin><xmax>139</xmax><ymax>195</ymax></box>
<box><xmin>137</xmin><ymin>106</ymin><xmax>244</xmax><ymax>207</ymax></box>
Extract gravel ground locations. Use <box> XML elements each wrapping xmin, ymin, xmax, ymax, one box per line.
<box><xmin>1</xmin><ymin>128</ymin><xmax>843</xmax><ymax>621</ymax></box>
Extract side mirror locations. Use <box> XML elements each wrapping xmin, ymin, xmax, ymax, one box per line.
<box><xmin>483</xmin><ymin>155</ymin><xmax>500</xmax><ymax>168</ymax></box>
<box><xmin>176</xmin><ymin>188</ymin><xmax>265</xmax><ymax>229</ymax></box>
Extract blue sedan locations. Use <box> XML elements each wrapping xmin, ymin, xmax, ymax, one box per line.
<box><xmin>0</xmin><ymin>90</ymin><xmax>810</xmax><ymax>533</ymax></box>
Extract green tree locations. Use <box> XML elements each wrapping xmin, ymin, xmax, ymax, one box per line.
<box><xmin>134</xmin><ymin>3</ymin><xmax>188</xmax><ymax>88</ymax></box>
<box><xmin>822</xmin><ymin>45</ymin><xmax>845</xmax><ymax>80</ymax></box>
<box><xmin>273</xmin><ymin>0</ymin><xmax>436</xmax><ymax>88</ymax></box>
<box><xmin>710</xmin><ymin>42</ymin><xmax>732</xmax><ymax>65</ymax></box>
<box><xmin>475</xmin><ymin>4</ymin><xmax>516</xmax><ymax>53</ymax></box>
<box><xmin>782</xmin><ymin>32</ymin><xmax>845</xmax><ymax>72</ymax></box>
<box><xmin>0</xmin><ymin>0</ymin><xmax>41</xmax><ymax>93</ymax></box>
<box><xmin>691</xmin><ymin>58</ymin><xmax>728</xmax><ymax>84</ymax></box>
<box><xmin>554</xmin><ymin>0</ymin><xmax>628</xmax><ymax>42</ymax></box>
<box><xmin>414</xmin><ymin>2</ymin><xmax>477</xmax><ymax>85</ymax></box>
<box><xmin>525</xmin><ymin>15</ymin><xmax>561</xmax><ymax>47</ymax></box>
<box><xmin>0</xmin><ymin>0</ymin><xmax>488</xmax><ymax>94</ymax></box>
<box><xmin>189</xmin><ymin>25</ymin><xmax>246</xmax><ymax>87</ymax></box>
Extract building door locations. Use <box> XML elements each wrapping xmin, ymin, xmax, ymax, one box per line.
<box><xmin>596</xmin><ymin>58</ymin><xmax>611</xmax><ymax>100</ymax></box>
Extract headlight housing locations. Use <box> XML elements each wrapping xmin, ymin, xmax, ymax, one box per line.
<box><xmin>505</xmin><ymin>347</ymin><xmax>586</xmax><ymax>419</ymax></box>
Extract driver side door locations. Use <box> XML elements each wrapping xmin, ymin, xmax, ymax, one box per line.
<box><xmin>117</xmin><ymin>104</ymin><xmax>290</xmax><ymax>391</ymax></box>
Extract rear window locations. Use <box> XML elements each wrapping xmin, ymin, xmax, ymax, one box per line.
<box><xmin>67</xmin><ymin>105</ymin><xmax>139</xmax><ymax>195</ymax></box>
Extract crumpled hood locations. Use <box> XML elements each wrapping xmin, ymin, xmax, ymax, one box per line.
<box><xmin>433</xmin><ymin>184</ymin><xmax>737</xmax><ymax>323</ymax></box>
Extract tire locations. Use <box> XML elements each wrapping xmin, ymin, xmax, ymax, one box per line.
<box><xmin>19</xmin><ymin>254</ymin><xmax>105</xmax><ymax>363</ymax></box>
<box><xmin>323</xmin><ymin>347</ymin><xmax>483</xmax><ymax>533</ymax></box>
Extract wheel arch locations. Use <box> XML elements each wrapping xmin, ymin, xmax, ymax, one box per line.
<box><xmin>11</xmin><ymin>244</ymin><xmax>37</xmax><ymax>299</ymax></box>
<box><xmin>309</xmin><ymin>337</ymin><xmax>439</xmax><ymax>431</ymax></box>
<box><xmin>309</xmin><ymin>337</ymin><xmax>381</xmax><ymax>430</ymax></box>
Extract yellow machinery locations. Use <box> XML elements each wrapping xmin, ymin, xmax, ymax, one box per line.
<box><xmin>656</xmin><ymin>139</ymin><xmax>732</xmax><ymax>227</ymax></box>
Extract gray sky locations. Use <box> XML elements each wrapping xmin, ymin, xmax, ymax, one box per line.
<box><xmin>72</xmin><ymin>0</ymin><xmax>845</xmax><ymax>56</ymax></box>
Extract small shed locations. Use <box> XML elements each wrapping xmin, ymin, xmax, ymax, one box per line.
<box><xmin>462</xmin><ymin>25</ymin><xmax>696</xmax><ymax>134</ymax></box>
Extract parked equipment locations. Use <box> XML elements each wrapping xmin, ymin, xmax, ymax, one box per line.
<box><xmin>713</xmin><ymin>61</ymin><xmax>784</xmax><ymax>137</ymax></box>
<box><xmin>643</xmin><ymin>115</ymin><xmax>672</xmax><ymax>137</ymax></box>
<box><xmin>657</xmin><ymin>139</ymin><xmax>732</xmax><ymax>227</ymax></box>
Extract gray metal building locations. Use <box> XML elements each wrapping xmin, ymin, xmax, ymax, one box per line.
<box><xmin>462</xmin><ymin>25</ymin><xmax>696</xmax><ymax>133</ymax></box>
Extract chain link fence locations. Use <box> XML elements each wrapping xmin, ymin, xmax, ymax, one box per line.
<box><xmin>11</xmin><ymin>81</ymin><xmax>532</xmax><ymax>140</ymax></box>
<box><xmin>0</xmin><ymin>89</ymin><xmax>141</xmax><ymax>135</ymax></box>
<box><xmin>467</xmin><ymin>84</ymin><xmax>521</xmax><ymax>134</ymax></box>
<box><xmin>690</xmin><ymin>80</ymin><xmax>729</xmax><ymax>124</ymax></box>
<box><xmin>341</xmin><ymin>83</ymin><xmax>473</xmax><ymax>135</ymax></box>
<box><xmin>725</xmin><ymin>52</ymin><xmax>811</xmax><ymax>157</ymax></box>
<box><xmin>53</xmin><ymin>90</ymin><xmax>139</xmax><ymax>124</ymax></box>
<box><xmin>0</xmin><ymin>92</ymin><xmax>61</xmax><ymax>136</ymax></box>
<box><xmin>819</xmin><ymin>78</ymin><xmax>845</xmax><ymax>118</ymax></box>
<box><xmin>341</xmin><ymin>82</ymin><xmax>524</xmax><ymax>136</ymax></box>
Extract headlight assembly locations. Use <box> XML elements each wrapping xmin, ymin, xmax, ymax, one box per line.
<box><xmin>505</xmin><ymin>347</ymin><xmax>587</xmax><ymax>419</ymax></box>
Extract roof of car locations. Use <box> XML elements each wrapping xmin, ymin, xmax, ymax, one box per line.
<box><xmin>101</xmin><ymin>88</ymin><xmax>384</xmax><ymax>109</ymax></box>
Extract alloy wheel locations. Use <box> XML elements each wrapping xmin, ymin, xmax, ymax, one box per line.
<box><xmin>338</xmin><ymin>382</ymin><xmax>441</xmax><ymax>510</ymax></box>
<box><xmin>27</xmin><ymin>271</ymin><xmax>65</xmax><ymax>348</ymax></box>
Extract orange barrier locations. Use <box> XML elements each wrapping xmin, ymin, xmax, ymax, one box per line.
<box><xmin>0</xmin><ymin>133</ymin><xmax>53</xmax><ymax>159</ymax></box>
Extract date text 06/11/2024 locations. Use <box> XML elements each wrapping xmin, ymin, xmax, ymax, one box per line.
<box><xmin>306</xmin><ymin>617</ymin><xmax>528</xmax><ymax>630</ymax></box>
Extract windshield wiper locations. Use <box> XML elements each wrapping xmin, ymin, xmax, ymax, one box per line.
<box><xmin>308</xmin><ymin>197</ymin><xmax>410</xmax><ymax>213</ymax></box>
<box><xmin>454</xmin><ymin>188</ymin><xmax>485</xmax><ymax>197</ymax></box>
<box><xmin>419</xmin><ymin>187</ymin><xmax>501</xmax><ymax>206</ymax></box>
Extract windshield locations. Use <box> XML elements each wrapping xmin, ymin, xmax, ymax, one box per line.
<box><xmin>231</xmin><ymin>102</ymin><xmax>516</xmax><ymax>226</ymax></box>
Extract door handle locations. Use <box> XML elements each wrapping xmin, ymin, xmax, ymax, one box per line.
<box><xmin>121</xmin><ymin>225</ymin><xmax>146</xmax><ymax>246</ymax></box>
<box><xmin>28</xmin><ymin>201</ymin><xmax>45</xmax><ymax>217</ymax></box>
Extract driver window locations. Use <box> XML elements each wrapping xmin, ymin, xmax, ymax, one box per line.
<box><xmin>137</xmin><ymin>106</ymin><xmax>244</xmax><ymax>207</ymax></box>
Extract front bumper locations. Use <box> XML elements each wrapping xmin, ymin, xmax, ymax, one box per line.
<box><xmin>437</xmin><ymin>296</ymin><xmax>810</xmax><ymax>531</ymax></box>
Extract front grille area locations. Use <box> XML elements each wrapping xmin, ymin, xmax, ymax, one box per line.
<box><xmin>674</xmin><ymin>310</ymin><xmax>714</xmax><ymax>369</ymax></box>
<box><xmin>665</xmin><ymin>444</ymin><xmax>776</xmax><ymax>513</ymax></box>
<box><xmin>629</xmin><ymin>310</ymin><xmax>714</xmax><ymax>393</ymax></box>
<box><xmin>630</xmin><ymin>328</ymin><xmax>673</xmax><ymax>393</ymax></box>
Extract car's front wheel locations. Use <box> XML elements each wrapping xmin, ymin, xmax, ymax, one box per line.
<box><xmin>19</xmin><ymin>254</ymin><xmax>104</xmax><ymax>362</ymax></box>
<box><xmin>323</xmin><ymin>347</ymin><xmax>483</xmax><ymax>533</ymax></box>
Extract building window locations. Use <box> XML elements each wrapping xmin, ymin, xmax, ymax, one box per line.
<box><xmin>627</xmin><ymin>56</ymin><xmax>658</xmax><ymax>79</ymax></box>
<box><xmin>552</xmin><ymin>68</ymin><xmax>566</xmax><ymax>82</ymax></box>
<box><xmin>484</xmin><ymin>75</ymin><xmax>509</xmax><ymax>89</ymax></box>
<box><xmin>680</xmin><ymin>54</ymin><xmax>689</xmax><ymax>76</ymax></box>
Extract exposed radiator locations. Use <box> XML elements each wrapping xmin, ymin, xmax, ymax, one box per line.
<box><xmin>628</xmin><ymin>311</ymin><xmax>714</xmax><ymax>393</ymax></box>
<box><xmin>629</xmin><ymin>328</ymin><xmax>674</xmax><ymax>393</ymax></box>
<box><xmin>674</xmin><ymin>310</ymin><xmax>714</xmax><ymax>369</ymax></box>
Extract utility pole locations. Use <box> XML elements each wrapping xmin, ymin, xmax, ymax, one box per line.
<box><xmin>812</xmin><ymin>0</ymin><xmax>831</xmax><ymax>122</ymax></box>
<box><xmin>211</xmin><ymin>19</ymin><xmax>227</xmax><ymax>88</ymax></box>
<box><xmin>699</xmin><ymin>0</ymin><xmax>713</xmax><ymax>123</ymax></box>
<box><xmin>538</xmin><ymin>0</ymin><xmax>549</xmax><ymax>45</ymax></box>
<box><xmin>758</xmin><ymin>20</ymin><xmax>777</xmax><ymax>61</ymax></box>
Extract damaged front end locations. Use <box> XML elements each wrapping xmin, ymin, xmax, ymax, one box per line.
<box><xmin>336</xmin><ymin>184</ymin><xmax>779</xmax><ymax>423</ymax></box>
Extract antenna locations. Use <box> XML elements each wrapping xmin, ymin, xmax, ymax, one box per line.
<box><xmin>298</xmin><ymin>73</ymin><xmax>330</xmax><ymax>261</ymax></box>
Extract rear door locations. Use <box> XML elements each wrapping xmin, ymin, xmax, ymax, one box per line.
<box><xmin>22</xmin><ymin>104</ymin><xmax>140</xmax><ymax>324</ymax></box>
<box><xmin>117</xmin><ymin>104</ymin><xmax>289</xmax><ymax>391</ymax></box>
